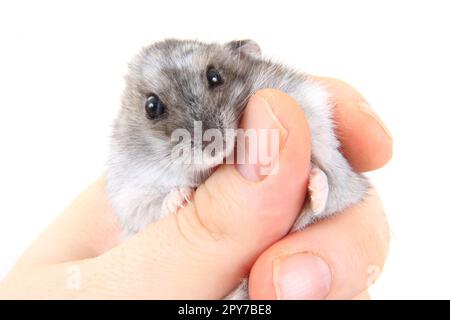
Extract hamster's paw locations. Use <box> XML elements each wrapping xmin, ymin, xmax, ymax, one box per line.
<box><xmin>162</xmin><ymin>186</ymin><xmax>194</xmax><ymax>216</ymax></box>
<box><xmin>308</xmin><ymin>166</ymin><xmax>329</xmax><ymax>215</ymax></box>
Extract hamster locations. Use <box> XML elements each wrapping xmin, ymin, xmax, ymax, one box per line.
<box><xmin>106</xmin><ymin>39</ymin><xmax>369</xmax><ymax>299</ymax></box>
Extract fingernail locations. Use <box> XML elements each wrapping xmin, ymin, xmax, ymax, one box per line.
<box><xmin>357</xmin><ymin>101</ymin><xmax>393</xmax><ymax>141</ymax></box>
<box><xmin>273</xmin><ymin>253</ymin><xmax>332</xmax><ymax>300</ymax></box>
<box><xmin>236</xmin><ymin>94</ymin><xmax>288</xmax><ymax>181</ymax></box>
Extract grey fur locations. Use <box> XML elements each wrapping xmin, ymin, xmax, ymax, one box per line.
<box><xmin>106</xmin><ymin>39</ymin><xmax>369</xmax><ymax>298</ymax></box>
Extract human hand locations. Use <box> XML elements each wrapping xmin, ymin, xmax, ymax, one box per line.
<box><xmin>0</xmin><ymin>79</ymin><xmax>392</xmax><ymax>299</ymax></box>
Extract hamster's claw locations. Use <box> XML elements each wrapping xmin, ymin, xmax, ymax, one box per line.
<box><xmin>162</xmin><ymin>186</ymin><xmax>194</xmax><ymax>216</ymax></box>
<box><xmin>308</xmin><ymin>166</ymin><xmax>329</xmax><ymax>215</ymax></box>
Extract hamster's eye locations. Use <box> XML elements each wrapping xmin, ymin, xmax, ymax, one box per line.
<box><xmin>145</xmin><ymin>94</ymin><xmax>165</xmax><ymax>120</ymax></box>
<box><xmin>206</xmin><ymin>67</ymin><xmax>223</xmax><ymax>88</ymax></box>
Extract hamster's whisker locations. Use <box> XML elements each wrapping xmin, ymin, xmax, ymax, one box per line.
<box><xmin>151</xmin><ymin>154</ymin><xmax>180</xmax><ymax>182</ymax></box>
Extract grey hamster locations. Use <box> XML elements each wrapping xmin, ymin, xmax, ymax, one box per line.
<box><xmin>106</xmin><ymin>39</ymin><xmax>369</xmax><ymax>299</ymax></box>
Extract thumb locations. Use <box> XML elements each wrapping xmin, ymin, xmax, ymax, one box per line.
<box><xmin>86</xmin><ymin>89</ymin><xmax>311</xmax><ymax>298</ymax></box>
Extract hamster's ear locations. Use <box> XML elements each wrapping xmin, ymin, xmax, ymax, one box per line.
<box><xmin>225</xmin><ymin>39</ymin><xmax>261</xmax><ymax>58</ymax></box>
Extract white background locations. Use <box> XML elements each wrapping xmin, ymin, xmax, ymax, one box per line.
<box><xmin>0</xmin><ymin>0</ymin><xmax>449</xmax><ymax>299</ymax></box>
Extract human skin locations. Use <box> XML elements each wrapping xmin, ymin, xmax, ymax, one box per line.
<box><xmin>0</xmin><ymin>77</ymin><xmax>392</xmax><ymax>299</ymax></box>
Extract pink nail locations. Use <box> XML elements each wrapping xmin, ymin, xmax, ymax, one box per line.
<box><xmin>236</xmin><ymin>94</ymin><xmax>287</xmax><ymax>181</ymax></box>
<box><xmin>273</xmin><ymin>253</ymin><xmax>332</xmax><ymax>300</ymax></box>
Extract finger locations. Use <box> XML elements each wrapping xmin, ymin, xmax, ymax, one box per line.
<box><xmin>352</xmin><ymin>291</ymin><xmax>371</xmax><ymax>300</ymax></box>
<box><xmin>315</xmin><ymin>77</ymin><xmax>393</xmax><ymax>172</ymax></box>
<box><xmin>248</xmin><ymin>190</ymin><xmax>390</xmax><ymax>300</ymax></box>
